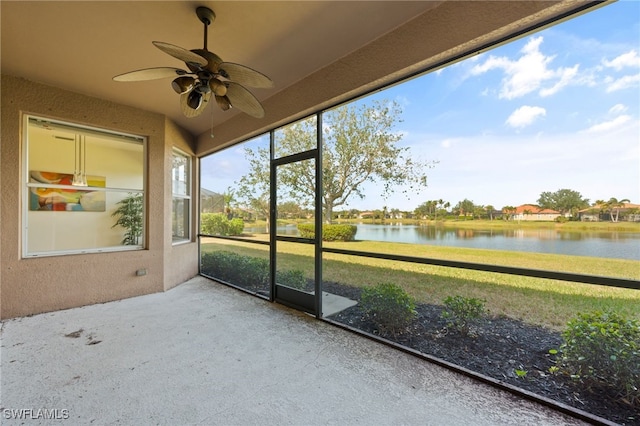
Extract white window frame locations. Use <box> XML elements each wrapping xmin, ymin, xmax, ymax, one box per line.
<box><xmin>172</xmin><ymin>148</ymin><xmax>192</xmax><ymax>244</ymax></box>
<box><xmin>22</xmin><ymin>115</ymin><xmax>146</xmax><ymax>257</ymax></box>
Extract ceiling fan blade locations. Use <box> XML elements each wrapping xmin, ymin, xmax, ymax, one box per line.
<box><xmin>179</xmin><ymin>90</ymin><xmax>211</xmax><ymax>118</ymax></box>
<box><xmin>219</xmin><ymin>62</ymin><xmax>274</xmax><ymax>89</ymax></box>
<box><xmin>113</xmin><ymin>67</ymin><xmax>189</xmax><ymax>82</ymax></box>
<box><xmin>215</xmin><ymin>95</ymin><xmax>231</xmax><ymax>111</ymax></box>
<box><xmin>153</xmin><ymin>41</ymin><xmax>208</xmax><ymax>67</ymax></box>
<box><xmin>226</xmin><ymin>82</ymin><xmax>265</xmax><ymax>118</ymax></box>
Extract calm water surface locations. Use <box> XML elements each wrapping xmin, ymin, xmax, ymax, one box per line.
<box><xmin>352</xmin><ymin>224</ymin><xmax>640</xmax><ymax>260</ymax></box>
<box><xmin>259</xmin><ymin>223</ymin><xmax>640</xmax><ymax>260</ymax></box>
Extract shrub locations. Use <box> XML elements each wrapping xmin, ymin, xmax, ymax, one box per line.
<box><xmin>360</xmin><ymin>283</ymin><xmax>417</xmax><ymax>335</ymax></box>
<box><xmin>201</xmin><ymin>251</ymin><xmax>309</xmax><ymax>292</ymax></box>
<box><xmin>276</xmin><ymin>269</ymin><xmax>308</xmax><ymax>291</ymax></box>
<box><xmin>297</xmin><ymin>224</ymin><xmax>315</xmax><ymax>238</ymax></box>
<box><xmin>201</xmin><ymin>251</ymin><xmax>268</xmax><ymax>290</ymax></box>
<box><xmin>558</xmin><ymin>311</ymin><xmax>639</xmax><ymax>406</ymax></box>
<box><xmin>229</xmin><ymin>218</ymin><xmax>244</xmax><ymax>235</ymax></box>
<box><xmin>297</xmin><ymin>224</ymin><xmax>357</xmax><ymax>241</ymax></box>
<box><xmin>201</xmin><ymin>213</ymin><xmax>244</xmax><ymax>236</ymax></box>
<box><xmin>441</xmin><ymin>295</ymin><xmax>486</xmax><ymax>335</ymax></box>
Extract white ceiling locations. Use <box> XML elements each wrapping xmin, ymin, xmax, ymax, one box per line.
<box><xmin>1</xmin><ymin>1</ymin><xmax>440</xmax><ymax>138</ymax></box>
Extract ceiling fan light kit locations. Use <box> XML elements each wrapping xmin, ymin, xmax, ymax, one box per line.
<box><xmin>113</xmin><ymin>7</ymin><xmax>273</xmax><ymax>119</ymax></box>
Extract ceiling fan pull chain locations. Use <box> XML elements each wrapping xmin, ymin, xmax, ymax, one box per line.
<box><xmin>211</xmin><ymin>108</ymin><xmax>219</xmax><ymax>139</ymax></box>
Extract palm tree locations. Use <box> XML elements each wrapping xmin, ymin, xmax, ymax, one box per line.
<box><xmin>502</xmin><ymin>206</ymin><xmax>516</xmax><ymax>221</ymax></box>
<box><xmin>434</xmin><ymin>199</ymin><xmax>444</xmax><ymax>221</ymax></box>
<box><xmin>485</xmin><ymin>205</ymin><xmax>495</xmax><ymax>220</ymax></box>
<box><xmin>223</xmin><ymin>188</ymin><xmax>235</xmax><ymax>219</ymax></box>
<box><xmin>606</xmin><ymin>197</ymin><xmax>630</xmax><ymax>222</ymax></box>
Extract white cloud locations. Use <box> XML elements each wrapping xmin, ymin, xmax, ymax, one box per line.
<box><xmin>584</xmin><ymin>115</ymin><xmax>632</xmax><ymax>133</ymax></box>
<box><xmin>609</xmin><ymin>104</ymin><xmax>628</xmax><ymax>114</ymax></box>
<box><xmin>539</xmin><ymin>64</ymin><xmax>579</xmax><ymax>97</ymax></box>
<box><xmin>506</xmin><ymin>106</ymin><xmax>546</xmax><ymax>128</ymax></box>
<box><xmin>470</xmin><ymin>37</ymin><xmax>552</xmax><ymax>99</ymax></box>
<box><xmin>605</xmin><ymin>73</ymin><xmax>640</xmax><ymax>92</ymax></box>
<box><xmin>469</xmin><ymin>36</ymin><xmax>584</xmax><ymax>100</ymax></box>
<box><xmin>602</xmin><ymin>50</ymin><xmax>640</xmax><ymax>70</ymax></box>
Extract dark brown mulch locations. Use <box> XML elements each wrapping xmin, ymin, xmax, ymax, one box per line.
<box><xmin>321</xmin><ymin>281</ymin><xmax>639</xmax><ymax>426</ymax></box>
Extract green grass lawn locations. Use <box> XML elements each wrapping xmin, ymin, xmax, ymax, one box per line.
<box><xmin>200</xmin><ymin>237</ymin><xmax>640</xmax><ymax>330</ymax></box>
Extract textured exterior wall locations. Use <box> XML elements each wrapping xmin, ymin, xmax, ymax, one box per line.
<box><xmin>163</xmin><ymin>118</ymin><xmax>199</xmax><ymax>291</ymax></box>
<box><xmin>0</xmin><ymin>75</ymin><xmax>198</xmax><ymax>318</ymax></box>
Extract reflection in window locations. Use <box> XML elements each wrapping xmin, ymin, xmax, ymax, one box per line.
<box><xmin>172</xmin><ymin>149</ymin><xmax>191</xmax><ymax>243</ymax></box>
<box><xmin>24</xmin><ymin>116</ymin><xmax>145</xmax><ymax>256</ymax></box>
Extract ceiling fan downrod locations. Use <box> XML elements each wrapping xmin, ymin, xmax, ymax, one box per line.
<box><xmin>196</xmin><ymin>7</ymin><xmax>215</xmax><ymax>51</ymax></box>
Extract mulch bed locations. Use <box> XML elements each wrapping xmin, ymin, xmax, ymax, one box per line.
<box><xmin>321</xmin><ymin>281</ymin><xmax>638</xmax><ymax>426</ymax></box>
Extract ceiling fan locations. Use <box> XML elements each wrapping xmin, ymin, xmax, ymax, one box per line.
<box><xmin>113</xmin><ymin>6</ymin><xmax>274</xmax><ymax>119</ymax></box>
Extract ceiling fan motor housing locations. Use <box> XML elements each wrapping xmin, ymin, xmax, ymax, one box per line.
<box><xmin>113</xmin><ymin>6</ymin><xmax>272</xmax><ymax>118</ymax></box>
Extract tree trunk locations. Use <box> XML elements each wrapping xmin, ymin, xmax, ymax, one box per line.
<box><xmin>325</xmin><ymin>203</ymin><xmax>333</xmax><ymax>224</ymax></box>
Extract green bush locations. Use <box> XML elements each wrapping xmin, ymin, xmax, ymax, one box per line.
<box><xmin>360</xmin><ymin>283</ymin><xmax>417</xmax><ymax>335</ymax></box>
<box><xmin>201</xmin><ymin>213</ymin><xmax>244</xmax><ymax>236</ymax></box>
<box><xmin>297</xmin><ymin>224</ymin><xmax>357</xmax><ymax>241</ymax></box>
<box><xmin>201</xmin><ymin>251</ymin><xmax>309</xmax><ymax>292</ymax></box>
<box><xmin>441</xmin><ymin>295</ymin><xmax>486</xmax><ymax>335</ymax></box>
<box><xmin>229</xmin><ymin>218</ymin><xmax>244</xmax><ymax>235</ymax></box>
<box><xmin>297</xmin><ymin>223</ymin><xmax>315</xmax><ymax>238</ymax></box>
<box><xmin>201</xmin><ymin>251</ymin><xmax>268</xmax><ymax>289</ymax></box>
<box><xmin>276</xmin><ymin>269</ymin><xmax>308</xmax><ymax>291</ymax></box>
<box><xmin>558</xmin><ymin>311</ymin><xmax>639</xmax><ymax>406</ymax></box>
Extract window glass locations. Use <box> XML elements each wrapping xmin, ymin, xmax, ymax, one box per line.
<box><xmin>273</xmin><ymin>115</ymin><xmax>317</xmax><ymax>159</ymax></box>
<box><xmin>172</xmin><ymin>150</ymin><xmax>191</xmax><ymax>242</ymax></box>
<box><xmin>24</xmin><ymin>116</ymin><xmax>145</xmax><ymax>256</ymax></box>
<box><xmin>200</xmin><ymin>134</ymin><xmax>270</xmax><ymax>239</ymax></box>
<box><xmin>200</xmin><ymin>134</ymin><xmax>271</xmax><ymax>295</ymax></box>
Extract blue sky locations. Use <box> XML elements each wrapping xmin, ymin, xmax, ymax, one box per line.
<box><xmin>202</xmin><ymin>1</ymin><xmax>639</xmax><ymax>212</ymax></box>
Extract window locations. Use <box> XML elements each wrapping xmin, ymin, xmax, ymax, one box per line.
<box><xmin>24</xmin><ymin>116</ymin><xmax>145</xmax><ymax>256</ymax></box>
<box><xmin>172</xmin><ymin>149</ymin><xmax>191</xmax><ymax>243</ymax></box>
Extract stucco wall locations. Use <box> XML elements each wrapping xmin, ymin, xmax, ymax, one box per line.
<box><xmin>0</xmin><ymin>75</ymin><xmax>198</xmax><ymax>319</ymax></box>
<box><xmin>163</xmin><ymin>118</ymin><xmax>199</xmax><ymax>291</ymax></box>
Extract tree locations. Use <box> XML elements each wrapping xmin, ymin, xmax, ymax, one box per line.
<box><xmin>415</xmin><ymin>200</ymin><xmax>434</xmax><ymax>219</ymax></box>
<box><xmin>268</xmin><ymin>100</ymin><xmax>436</xmax><ymax>223</ymax></box>
<box><xmin>455</xmin><ymin>199</ymin><xmax>476</xmax><ymax>217</ymax></box>
<box><xmin>223</xmin><ymin>188</ymin><xmax>235</xmax><ymax>218</ymax></box>
<box><xmin>473</xmin><ymin>205</ymin><xmax>486</xmax><ymax>220</ymax></box>
<box><xmin>537</xmin><ymin>189</ymin><xmax>589</xmax><ymax>216</ymax></box>
<box><xmin>434</xmin><ymin>199</ymin><xmax>445</xmax><ymax>221</ymax></box>
<box><xmin>502</xmin><ymin>206</ymin><xmax>516</xmax><ymax>221</ymax></box>
<box><xmin>485</xmin><ymin>205</ymin><xmax>495</xmax><ymax>220</ymax></box>
<box><xmin>278</xmin><ymin>201</ymin><xmax>303</xmax><ymax>219</ymax></box>
<box><xmin>236</xmin><ymin>145</ymin><xmax>270</xmax><ymax>231</ymax></box>
<box><xmin>604</xmin><ymin>197</ymin><xmax>630</xmax><ymax>222</ymax></box>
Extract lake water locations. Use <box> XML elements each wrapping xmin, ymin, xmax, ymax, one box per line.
<box><xmin>353</xmin><ymin>224</ymin><xmax>640</xmax><ymax>260</ymax></box>
<box><xmin>263</xmin><ymin>223</ymin><xmax>640</xmax><ymax>260</ymax></box>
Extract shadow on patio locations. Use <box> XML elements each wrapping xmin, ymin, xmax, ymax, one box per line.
<box><xmin>1</xmin><ymin>276</ymin><xmax>588</xmax><ymax>425</ymax></box>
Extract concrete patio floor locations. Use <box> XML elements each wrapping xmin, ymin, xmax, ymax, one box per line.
<box><xmin>1</xmin><ymin>276</ymin><xmax>588</xmax><ymax>425</ymax></box>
